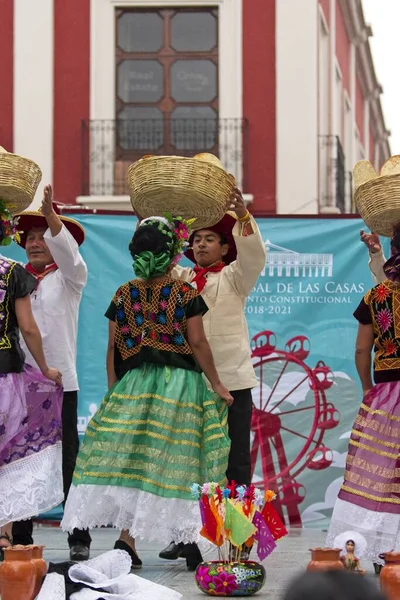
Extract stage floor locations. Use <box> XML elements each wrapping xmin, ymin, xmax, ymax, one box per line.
<box><xmin>16</xmin><ymin>525</ymin><xmax>381</xmax><ymax>599</ymax></box>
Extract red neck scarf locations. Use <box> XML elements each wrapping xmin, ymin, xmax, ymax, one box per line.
<box><xmin>26</xmin><ymin>262</ymin><xmax>58</xmax><ymax>288</ymax></box>
<box><xmin>193</xmin><ymin>262</ymin><xmax>225</xmax><ymax>292</ymax></box>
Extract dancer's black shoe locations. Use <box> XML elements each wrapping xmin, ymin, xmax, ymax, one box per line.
<box><xmin>159</xmin><ymin>541</ymin><xmax>185</xmax><ymax>560</ymax></box>
<box><xmin>114</xmin><ymin>540</ymin><xmax>142</xmax><ymax>569</ymax></box>
<box><xmin>184</xmin><ymin>543</ymin><xmax>203</xmax><ymax>571</ymax></box>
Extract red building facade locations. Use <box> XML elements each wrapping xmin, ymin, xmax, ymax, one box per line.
<box><xmin>0</xmin><ymin>0</ymin><xmax>390</xmax><ymax>214</ymax></box>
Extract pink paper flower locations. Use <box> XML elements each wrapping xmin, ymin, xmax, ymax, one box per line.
<box><xmin>132</xmin><ymin>302</ymin><xmax>141</xmax><ymax>313</ymax></box>
<box><xmin>160</xmin><ymin>300</ymin><xmax>168</xmax><ymax>310</ymax></box>
<box><xmin>376</xmin><ymin>308</ymin><xmax>393</xmax><ymax>333</ymax></box>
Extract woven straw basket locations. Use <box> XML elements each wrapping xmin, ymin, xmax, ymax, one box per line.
<box><xmin>0</xmin><ymin>148</ymin><xmax>42</xmax><ymax>214</ymax></box>
<box><xmin>126</xmin><ymin>154</ymin><xmax>236</xmax><ymax>230</ymax></box>
<box><xmin>354</xmin><ymin>155</ymin><xmax>400</xmax><ymax>237</ymax></box>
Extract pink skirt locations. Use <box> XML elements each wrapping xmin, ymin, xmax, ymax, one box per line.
<box><xmin>327</xmin><ymin>381</ymin><xmax>400</xmax><ymax>562</ymax></box>
<box><xmin>0</xmin><ymin>364</ymin><xmax>64</xmax><ymax>526</ymax></box>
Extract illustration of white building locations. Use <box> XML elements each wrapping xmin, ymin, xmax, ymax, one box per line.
<box><xmin>78</xmin><ymin>403</ymin><xmax>98</xmax><ymax>434</ymax></box>
<box><xmin>264</xmin><ymin>241</ymin><xmax>333</xmax><ymax>278</ymax></box>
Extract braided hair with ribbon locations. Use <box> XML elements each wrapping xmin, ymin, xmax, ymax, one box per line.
<box><xmin>129</xmin><ymin>215</ymin><xmax>195</xmax><ymax>279</ymax></box>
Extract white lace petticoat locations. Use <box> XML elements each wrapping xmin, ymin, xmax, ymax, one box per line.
<box><xmin>37</xmin><ymin>549</ymin><xmax>182</xmax><ymax>600</ymax></box>
<box><xmin>0</xmin><ymin>442</ymin><xmax>63</xmax><ymax>526</ymax></box>
<box><xmin>61</xmin><ymin>484</ymin><xmax>202</xmax><ymax>545</ymax></box>
<box><xmin>326</xmin><ymin>497</ymin><xmax>400</xmax><ymax>565</ymax></box>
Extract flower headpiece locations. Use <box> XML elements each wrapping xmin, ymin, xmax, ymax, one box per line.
<box><xmin>138</xmin><ymin>214</ymin><xmax>196</xmax><ymax>264</ymax></box>
<box><xmin>0</xmin><ymin>200</ymin><xmax>21</xmax><ymax>246</ymax></box>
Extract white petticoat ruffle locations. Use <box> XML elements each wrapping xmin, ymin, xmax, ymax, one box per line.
<box><xmin>36</xmin><ymin>573</ymin><xmax>66</xmax><ymax>600</ymax></box>
<box><xmin>62</xmin><ymin>484</ymin><xmax>202</xmax><ymax>544</ymax></box>
<box><xmin>0</xmin><ymin>442</ymin><xmax>63</xmax><ymax>526</ymax></box>
<box><xmin>326</xmin><ymin>497</ymin><xmax>400</xmax><ymax>565</ymax></box>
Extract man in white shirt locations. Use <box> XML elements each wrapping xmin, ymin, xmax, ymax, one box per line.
<box><xmin>11</xmin><ymin>185</ymin><xmax>91</xmax><ymax>561</ymax></box>
<box><xmin>158</xmin><ymin>189</ymin><xmax>267</xmax><ymax>568</ymax></box>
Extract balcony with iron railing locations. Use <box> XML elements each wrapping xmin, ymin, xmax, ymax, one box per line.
<box><xmin>318</xmin><ymin>135</ymin><xmax>352</xmax><ymax>213</ymax></box>
<box><xmin>81</xmin><ymin>118</ymin><xmax>248</xmax><ymax>197</ymax></box>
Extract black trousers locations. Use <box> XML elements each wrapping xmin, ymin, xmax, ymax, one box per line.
<box><xmin>226</xmin><ymin>388</ymin><xmax>253</xmax><ymax>486</ymax></box>
<box><xmin>12</xmin><ymin>390</ymin><xmax>92</xmax><ymax>548</ymax></box>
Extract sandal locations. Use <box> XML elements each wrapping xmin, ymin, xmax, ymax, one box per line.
<box><xmin>0</xmin><ymin>533</ymin><xmax>13</xmax><ymax>562</ymax></box>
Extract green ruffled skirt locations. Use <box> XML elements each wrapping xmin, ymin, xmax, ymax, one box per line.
<box><xmin>72</xmin><ymin>363</ymin><xmax>230</xmax><ymax>499</ymax></box>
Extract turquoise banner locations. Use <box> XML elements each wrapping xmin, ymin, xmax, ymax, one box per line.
<box><xmin>3</xmin><ymin>215</ymin><xmax>389</xmax><ymax>526</ymax></box>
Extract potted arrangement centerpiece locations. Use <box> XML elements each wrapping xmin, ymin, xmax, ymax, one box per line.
<box><xmin>192</xmin><ymin>482</ymin><xmax>288</xmax><ymax>597</ymax></box>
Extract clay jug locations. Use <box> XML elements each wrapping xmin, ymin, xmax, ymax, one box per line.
<box><xmin>380</xmin><ymin>552</ymin><xmax>400</xmax><ymax>600</ymax></box>
<box><xmin>29</xmin><ymin>545</ymin><xmax>47</xmax><ymax>598</ymax></box>
<box><xmin>0</xmin><ymin>545</ymin><xmax>36</xmax><ymax>600</ymax></box>
<box><xmin>306</xmin><ymin>547</ymin><xmax>345</xmax><ymax>572</ymax></box>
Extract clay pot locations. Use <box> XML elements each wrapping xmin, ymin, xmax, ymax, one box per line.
<box><xmin>195</xmin><ymin>560</ymin><xmax>266</xmax><ymax>596</ymax></box>
<box><xmin>29</xmin><ymin>545</ymin><xmax>47</xmax><ymax>598</ymax></box>
<box><xmin>306</xmin><ymin>547</ymin><xmax>345</xmax><ymax>572</ymax></box>
<box><xmin>380</xmin><ymin>552</ymin><xmax>400</xmax><ymax>600</ymax></box>
<box><xmin>0</xmin><ymin>545</ymin><xmax>36</xmax><ymax>600</ymax></box>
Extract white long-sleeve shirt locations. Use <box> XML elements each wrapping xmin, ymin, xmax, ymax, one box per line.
<box><xmin>171</xmin><ymin>216</ymin><xmax>266</xmax><ymax>391</ymax></box>
<box><xmin>20</xmin><ymin>225</ymin><xmax>87</xmax><ymax>391</ymax></box>
<box><xmin>369</xmin><ymin>248</ymin><xmax>386</xmax><ymax>285</ymax></box>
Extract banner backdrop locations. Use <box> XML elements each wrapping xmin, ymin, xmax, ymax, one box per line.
<box><xmin>3</xmin><ymin>215</ymin><xmax>389</xmax><ymax>526</ymax></box>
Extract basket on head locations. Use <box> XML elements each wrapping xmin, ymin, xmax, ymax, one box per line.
<box><xmin>354</xmin><ymin>155</ymin><xmax>400</xmax><ymax>237</ymax></box>
<box><xmin>126</xmin><ymin>153</ymin><xmax>236</xmax><ymax>230</ymax></box>
<box><xmin>0</xmin><ymin>147</ymin><xmax>42</xmax><ymax>215</ymax></box>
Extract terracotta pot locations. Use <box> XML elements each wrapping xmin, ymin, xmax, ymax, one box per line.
<box><xmin>0</xmin><ymin>545</ymin><xmax>36</xmax><ymax>600</ymax></box>
<box><xmin>380</xmin><ymin>552</ymin><xmax>400</xmax><ymax>600</ymax></box>
<box><xmin>306</xmin><ymin>547</ymin><xmax>345</xmax><ymax>572</ymax></box>
<box><xmin>195</xmin><ymin>560</ymin><xmax>266</xmax><ymax>596</ymax></box>
<box><xmin>29</xmin><ymin>545</ymin><xmax>47</xmax><ymax>598</ymax></box>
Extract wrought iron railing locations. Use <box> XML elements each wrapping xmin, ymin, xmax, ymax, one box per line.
<box><xmin>81</xmin><ymin>118</ymin><xmax>248</xmax><ymax>196</ymax></box>
<box><xmin>318</xmin><ymin>135</ymin><xmax>351</xmax><ymax>213</ymax></box>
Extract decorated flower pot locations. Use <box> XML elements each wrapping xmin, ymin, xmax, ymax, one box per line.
<box><xmin>195</xmin><ymin>561</ymin><xmax>266</xmax><ymax>596</ymax></box>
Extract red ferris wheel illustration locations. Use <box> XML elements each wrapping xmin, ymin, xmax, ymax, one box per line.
<box><xmin>250</xmin><ymin>330</ymin><xmax>339</xmax><ymax>527</ymax></box>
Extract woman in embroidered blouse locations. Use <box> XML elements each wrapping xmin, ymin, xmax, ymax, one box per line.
<box><xmin>0</xmin><ymin>210</ymin><xmax>62</xmax><ymax>559</ymax></box>
<box><xmin>61</xmin><ymin>216</ymin><xmax>232</xmax><ymax>571</ymax></box>
<box><xmin>326</xmin><ymin>226</ymin><xmax>400</xmax><ymax>573</ymax></box>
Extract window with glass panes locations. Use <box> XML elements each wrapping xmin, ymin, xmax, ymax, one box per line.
<box><xmin>115</xmin><ymin>8</ymin><xmax>219</xmax><ymax>161</ymax></box>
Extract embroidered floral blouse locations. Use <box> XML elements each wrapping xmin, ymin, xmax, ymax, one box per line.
<box><xmin>354</xmin><ymin>280</ymin><xmax>400</xmax><ymax>383</ymax></box>
<box><xmin>0</xmin><ymin>257</ymin><xmax>37</xmax><ymax>374</ymax></box>
<box><xmin>105</xmin><ymin>277</ymin><xmax>208</xmax><ymax>380</ymax></box>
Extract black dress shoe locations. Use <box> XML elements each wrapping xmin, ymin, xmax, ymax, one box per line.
<box><xmin>159</xmin><ymin>541</ymin><xmax>185</xmax><ymax>560</ymax></box>
<box><xmin>69</xmin><ymin>544</ymin><xmax>90</xmax><ymax>562</ymax></box>
<box><xmin>114</xmin><ymin>540</ymin><xmax>142</xmax><ymax>570</ymax></box>
<box><xmin>184</xmin><ymin>543</ymin><xmax>203</xmax><ymax>571</ymax></box>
